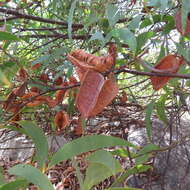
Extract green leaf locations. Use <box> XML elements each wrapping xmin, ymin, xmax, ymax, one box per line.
<box><xmin>156</xmin><ymin>45</ymin><xmax>166</xmax><ymax>62</ymax></box>
<box><xmin>112</xmin><ymin>28</ymin><xmax>137</xmax><ymax>52</ymax></box>
<box><xmin>83</xmin><ymin>162</ymin><xmax>121</xmax><ymax>190</ymax></box>
<box><xmin>148</xmin><ymin>0</ymin><xmax>169</xmax><ymax>11</ymax></box>
<box><xmin>0</xmin><ymin>69</ymin><xmax>11</xmax><ymax>87</ymax></box>
<box><xmin>136</xmin><ymin>31</ymin><xmax>155</xmax><ymax>53</ymax></box>
<box><xmin>135</xmin><ymin>144</ymin><xmax>160</xmax><ymax>165</ymax></box>
<box><xmin>156</xmin><ymin>95</ymin><xmax>168</xmax><ymax>124</ymax></box>
<box><xmin>19</xmin><ymin>121</ymin><xmax>48</xmax><ymax>168</ymax></box>
<box><xmin>111</xmin><ymin>148</ymin><xmax>137</xmax><ymax>158</ymax></box>
<box><xmin>68</xmin><ymin>0</ymin><xmax>78</xmax><ymax>39</ymax></box>
<box><xmin>0</xmin><ymin>31</ymin><xmax>20</xmax><ymax>41</ymax></box>
<box><xmin>49</xmin><ymin>135</ymin><xmax>137</xmax><ymax>167</ymax></box>
<box><xmin>181</xmin><ymin>0</ymin><xmax>190</xmax><ymax>32</ymax></box>
<box><xmin>128</xmin><ymin>16</ymin><xmax>142</xmax><ymax>30</ymax></box>
<box><xmin>138</xmin><ymin>144</ymin><xmax>160</xmax><ymax>155</ymax></box>
<box><xmin>111</xmin><ymin>164</ymin><xmax>152</xmax><ymax>187</ymax></box>
<box><xmin>0</xmin><ymin>167</ymin><xmax>5</xmax><ymax>185</ymax></box>
<box><xmin>89</xmin><ymin>31</ymin><xmax>105</xmax><ymax>42</ymax></box>
<box><xmin>106</xmin><ymin>4</ymin><xmax>120</xmax><ymax>27</ymax></box>
<box><xmin>9</xmin><ymin>164</ymin><xmax>54</xmax><ymax>190</ymax></box>
<box><xmin>86</xmin><ymin>150</ymin><xmax>123</xmax><ymax>175</ymax></box>
<box><xmin>0</xmin><ymin>179</ymin><xmax>28</xmax><ymax>190</ymax></box>
<box><xmin>145</xmin><ymin>101</ymin><xmax>155</xmax><ymax>141</ymax></box>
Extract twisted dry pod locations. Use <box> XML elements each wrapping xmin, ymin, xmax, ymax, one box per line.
<box><xmin>67</xmin><ymin>43</ymin><xmax>117</xmax><ymax>73</ymax></box>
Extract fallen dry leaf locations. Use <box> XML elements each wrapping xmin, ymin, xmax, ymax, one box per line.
<box><xmin>54</xmin><ymin>111</ymin><xmax>70</xmax><ymax>131</ymax></box>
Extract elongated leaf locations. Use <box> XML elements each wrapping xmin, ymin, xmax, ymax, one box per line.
<box><xmin>19</xmin><ymin>121</ymin><xmax>48</xmax><ymax>167</ymax></box>
<box><xmin>0</xmin><ymin>179</ymin><xmax>28</xmax><ymax>190</ymax></box>
<box><xmin>135</xmin><ymin>144</ymin><xmax>160</xmax><ymax>165</ymax></box>
<box><xmin>68</xmin><ymin>0</ymin><xmax>78</xmax><ymax>39</ymax></box>
<box><xmin>0</xmin><ymin>69</ymin><xmax>11</xmax><ymax>87</ymax></box>
<box><xmin>106</xmin><ymin>4</ymin><xmax>120</xmax><ymax>27</ymax></box>
<box><xmin>86</xmin><ymin>150</ymin><xmax>122</xmax><ymax>175</ymax></box>
<box><xmin>145</xmin><ymin>101</ymin><xmax>155</xmax><ymax>141</ymax></box>
<box><xmin>181</xmin><ymin>0</ymin><xmax>190</xmax><ymax>33</ymax></box>
<box><xmin>138</xmin><ymin>144</ymin><xmax>160</xmax><ymax>155</ymax></box>
<box><xmin>156</xmin><ymin>95</ymin><xmax>168</xmax><ymax>124</ymax></box>
<box><xmin>49</xmin><ymin>135</ymin><xmax>137</xmax><ymax>167</ymax></box>
<box><xmin>128</xmin><ymin>15</ymin><xmax>142</xmax><ymax>30</ymax></box>
<box><xmin>136</xmin><ymin>31</ymin><xmax>155</xmax><ymax>53</ymax></box>
<box><xmin>111</xmin><ymin>165</ymin><xmax>151</xmax><ymax>187</ymax></box>
<box><xmin>0</xmin><ymin>167</ymin><xmax>5</xmax><ymax>185</ymax></box>
<box><xmin>0</xmin><ymin>31</ymin><xmax>20</xmax><ymax>41</ymax></box>
<box><xmin>83</xmin><ymin>162</ymin><xmax>121</xmax><ymax>190</ymax></box>
<box><xmin>112</xmin><ymin>28</ymin><xmax>137</xmax><ymax>52</ymax></box>
<box><xmin>9</xmin><ymin>164</ymin><xmax>54</xmax><ymax>190</ymax></box>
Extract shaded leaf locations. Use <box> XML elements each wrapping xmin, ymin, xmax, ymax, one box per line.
<box><xmin>0</xmin><ymin>69</ymin><xmax>11</xmax><ymax>87</ymax></box>
<box><xmin>83</xmin><ymin>162</ymin><xmax>121</xmax><ymax>190</ymax></box>
<box><xmin>0</xmin><ymin>167</ymin><xmax>5</xmax><ymax>185</ymax></box>
<box><xmin>89</xmin><ymin>31</ymin><xmax>105</xmax><ymax>42</ymax></box>
<box><xmin>86</xmin><ymin>150</ymin><xmax>122</xmax><ymax>175</ymax></box>
<box><xmin>156</xmin><ymin>95</ymin><xmax>168</xmax><ymax>124</ymax></box>
<box><xmin>0</xmin><ymin>31</ymin><xmax>20</xmax><ymax>41</ymax></box>
<box><xmin>0</xmin><ymin>179</ymin><xmax>28</xmax><ymax>190</ymax></box>
<box><xmin>145</xmin><ymin>101</ymin><xmax>155</xmax><ymax>141</ymax></box>
<box><xmin>9</xmin><ymin>164</ymin><xmax>54</xmax><ymax>190</ymax></box>
<box><xmin>111</xmin><ymin>165</ymin><xmax>151</xmax><ymax>187</ymax></box>
<box><xmin>181</xmin><ymin>0</ymin><xmax>190</xmax><ymax>33</ymax></box>
<box><xmin>68</xmin><ymin>0</ymin><xmax>78</xmax><ymax>39</ymax></box>
<box><xmin>175</xmin><ymin>11</ymin><xmax>190</xmax><ymax>36</ymax></box>
<box><xmin>112</xmin><ymin>28</ymin><xmax>137</xmax><ymax>52</ymax></box>
<box><xmin>49</xmin><ymin>135</ymin><xmax>137</xmax><ymax>167</ymax></box>
<box><xmin>19</xmin><ymin>121</ymin><xmax>48</xmax><ymax>167</ymax></box>
<box><xmin>106</xmin><ymin>4</ymin><xmax>121</xmax><ymax>27</ymax></box>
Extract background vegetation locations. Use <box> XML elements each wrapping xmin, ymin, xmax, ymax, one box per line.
<box><xmin>0</xmin><ymin>0</ymin><xmax>190</xmax><ymax>189</ymax></box>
